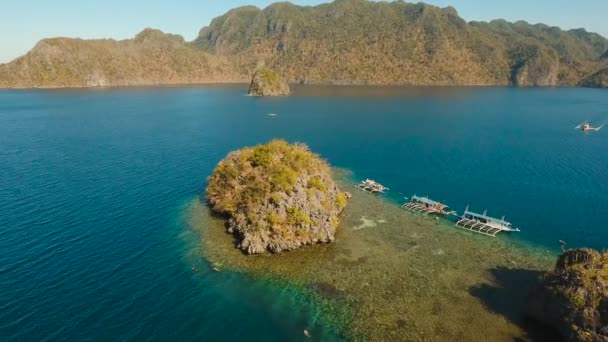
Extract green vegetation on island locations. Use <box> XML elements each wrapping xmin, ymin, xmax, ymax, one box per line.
<box><xmin>206</xmin><ymin>140</ymin><xmax>349</xmax><ymax>254</ymax></box>
<box><xmin>1</xmin><ymin>1</ymin><xmax>607</xmax><ymax>88</ymax></box>
<box><xmin>197</xmin><ymin>0</ymin><xmax>608</xmax><ymax>87</ymax></box>
<box><xmin>0</xmin><ymin>28</ymin><xmax>243</xmax><ymax>88</ymax></box>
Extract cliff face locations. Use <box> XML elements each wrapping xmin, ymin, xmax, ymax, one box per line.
<box><xmin>1</xmin><ymin>0</ymin><xmax>608</xmax><ymax>88</ymax></box>
<box><xmin>206</xmin><ymin>140</ymin><xmax>349</xmax><ymax>254</ymax></box>
<box><xmin>581</xmin><ymin>68</ymin><xmax>608</xmax><ymax>88</ymax></box>
<box><xmin>510</xmin><ymin>44</ymin><xmax>560</xmax><ymax>86</ymax></box>
<box><xmin>248</xmin><ymin>67</ymin><xmax>290</xmax><ymax>96</ymax></box>
<box><xmin>528</xmin><ymin>249</ymin><xmax>608</xmax><ymax>342</ymax></box>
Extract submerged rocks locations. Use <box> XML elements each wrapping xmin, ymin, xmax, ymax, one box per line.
<box><xmin>527</xmin><ymin>248</ymin><xmax>608</xmax><ymax>341</ymax></box>
<box><xmin>247</xmin><ymin>67</ymin><xmax>290</xmax><ymax>96</ymax></box>
<box><xmin>206</xmin><ymin>140</ymin><xmax>349</xmax><ymax>254</ymax></box>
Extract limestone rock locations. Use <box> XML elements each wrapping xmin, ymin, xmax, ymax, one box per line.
<box><xmin>247</xmin><ymin>67</ymin><xmax>290</xmax><ymax>96</ymax></box>
<box><xmin>511</xmin><ymin>45</ymin><xmax>560</xmax><ymax>87</ymax></box>
<box><xmin>206</xmin><ymin>140</ymin><xmax>348</xmax><ymax>254</ymax></box>
<box><xmin>527</xmin><ymin>248</ymin><xmax>608</xmax><ymax>342</ymax></box>
<box><xmin>581</xmin><ymin>68</ymin><xmax>608</xmax><ymax>88</ymax></box>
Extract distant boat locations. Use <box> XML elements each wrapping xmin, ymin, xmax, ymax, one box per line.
<box><xmin>455</xmin><ymin>205</ymin><xmax>520</xmax><ymax>237</ymax></box>
<box><xmin>576</xmin><ymin>121</ymin><xmax>603</xmax><ymax>132</ymax></box>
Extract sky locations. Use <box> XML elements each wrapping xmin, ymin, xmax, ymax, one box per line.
<box><xmin>1</xmin><ymin>0</ymin><xmax>607</xmax><ymax>63</ymax></box>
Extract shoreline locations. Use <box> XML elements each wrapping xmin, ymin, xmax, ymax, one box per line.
<box><xmin>0</xmin><ymin>83</ymin><xmax>604</xmax><ymax>94</ymax></box>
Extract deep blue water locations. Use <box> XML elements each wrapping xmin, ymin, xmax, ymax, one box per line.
<box><xmin>1</xmin><ymin>85</ymin><xmax>607</xmax><ymax>340</ymax></box>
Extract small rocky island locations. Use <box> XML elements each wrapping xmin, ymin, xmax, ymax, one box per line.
<box><xmin>528</xmin><ymin>248</ymin><xmax>608</xmax><ymax>341</ymax></box>
<box><xmin>206</xmin><ymin>140</ymin><xmax>349</xmax><ymax>254</ymax></box>
<box><xmin>247</xmin><ymin>67</ymin><xmax>290</xmax><ymax>96</ymax></box>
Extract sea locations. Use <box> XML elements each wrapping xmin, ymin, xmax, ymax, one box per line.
<box><xmin>1</xmin><ymin>85</ymin><xmax>607</xmax><ymax>341</ymax></box>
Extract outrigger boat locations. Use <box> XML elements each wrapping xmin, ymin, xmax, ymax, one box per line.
<box><xmin>576</xmin><ymin>122</ymin><xmax>603</xmax><ymax>132</ymax></box>
<box><xmin>402</xmin><ymin>195</ymin><xmax>456</xmax><ymax>216</ymax></box>
<box><xmin>455</xmin><ymin>206</ymin><xmax>520</xmax><ymax>237</ymax></box>
<box><xmin>355</xmin><ymin>179</ymin><xmax>389</xmax><ymax>194</ymax></box>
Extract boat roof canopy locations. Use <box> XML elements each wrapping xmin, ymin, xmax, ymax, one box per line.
<box><xmin>412</xmin><ymin>195</ymin><xmax>447</xmax><ymax>208</ymax></box>
<box><xmin>464</xmin><ymin>210</ymin><xmax>511</xmax><ymax>225</ymax></box>
<box><xmin>362</xmin><ymin>179</ymin><xmax>388</xmax><ymax>188</ymax></box>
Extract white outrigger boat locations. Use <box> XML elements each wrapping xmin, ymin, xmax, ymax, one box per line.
<box><xmin>402</xmin><ymin>195</ymin><xmax>456</xmax><ymax>216</ymax></box>
<box><xmin>455</xmin><ymin>205</ymin><xmax>520</xmax><ymax>237</ymax></box>
<box><xmin>576</xmin><ymin>122</ymin><xmax>603</xmax><ymax>132</ymax></box>
<box><xmin>355</xmin><ymin>179</ymin><xmax>389</xmax><ymax>194</ymax></box>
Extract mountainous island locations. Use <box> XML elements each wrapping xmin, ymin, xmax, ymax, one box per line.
<box><xmin>1</xmin><ymin>0</ymin><xmax>607</xmax><ymax>88</ymax></box>
<box><xmin>206</xmin><ymin>140</ymin><xmax>349</xmax><ymax>254</ymax></box>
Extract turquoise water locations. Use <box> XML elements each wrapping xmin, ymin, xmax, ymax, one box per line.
<box><xmin>1</xmin><ymin>85</ymin><xmax>607</xmax><ymax>340</ymax></box>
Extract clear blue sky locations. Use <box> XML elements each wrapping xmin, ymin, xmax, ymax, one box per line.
<box><xmin>2</xmin><ymin>0</ymin><xmax>606</xmax><ymax>63</ymax></box>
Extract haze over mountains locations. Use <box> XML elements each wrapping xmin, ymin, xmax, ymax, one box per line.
<box><xmin>1</xmin><ymin>0</ymin><xmax>607</xmax><ymax>88</ymax></box>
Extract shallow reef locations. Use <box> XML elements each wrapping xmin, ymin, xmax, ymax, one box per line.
<box><xmin>190</xmin><ymin>170</ymin><xmax>558</xmax><ymax>341</ymax></box>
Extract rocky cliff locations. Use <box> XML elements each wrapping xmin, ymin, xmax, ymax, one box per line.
<box><xmin>248</xmin><ymin>67</ymin><xmax>290</xmax><ymax>96</ymax></box>
<box><xmin>581</xmin><ymin>68</ymin><xmax>608</xmax><ymax>88</ymax></box>
<box><xmin>510</xmin><ymin>44</ymin><xmax>560</xmax><ymax>86</ymax></box>
<box><xmin>1</xmin><ymin>0</ymin><xmax>608</xmax><ymax>88</ymax></box>
<box><xmin>206</xmin><ymin>140</ymin><xmax>349</xmax><ymax>254</ymax></box>
<box><xmin>528</xmin><ymin>248</ymin><xmax>608</xmax><ymax>342</ymax></box>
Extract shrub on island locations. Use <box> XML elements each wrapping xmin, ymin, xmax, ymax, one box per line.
<box><xmin>206</xmin><ymin>140</ymin><xmax>349</xmax><ymax>254</ymax></box>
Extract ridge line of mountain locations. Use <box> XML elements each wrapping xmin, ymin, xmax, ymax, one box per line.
<box><xmin>1</xmin><ymin>0</ymin><xmax>606</xmax><ymax>89</ymax></box>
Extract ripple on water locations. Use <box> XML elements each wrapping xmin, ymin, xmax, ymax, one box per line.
<box><xmin>188</xmin><ymin>171</ymin><xmax>557</xmax><ymax>341</ymax></box>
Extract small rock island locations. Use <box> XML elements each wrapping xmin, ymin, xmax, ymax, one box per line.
<box><xmin>528</xmin><ymin>248</ymin><xmax>608</xmax><ymax>341</ymax></box>
<box><xmin>206</xmin><ymin>140</ymin><xmax>349</xmax><ymax>254</ymax></box>
<box><xmin>247</xmin><ymin>67</ymin><xmax>290</xmax><ymax>96</ymax></box>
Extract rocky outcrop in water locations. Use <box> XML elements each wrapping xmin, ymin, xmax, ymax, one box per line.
<box><xmin>248</xmin><ymin>67</ymin><xmax>290</xmax><ymax>96</ymax></box>
<box><xmin>206</xmin><ymin>140</ymin><xmax>348</xmax><ymax>254</ymax></box>
<box><xmin>527</xmin><ymin>248</ymin><xmax>608</xmax><ymax>342</ymax></box>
